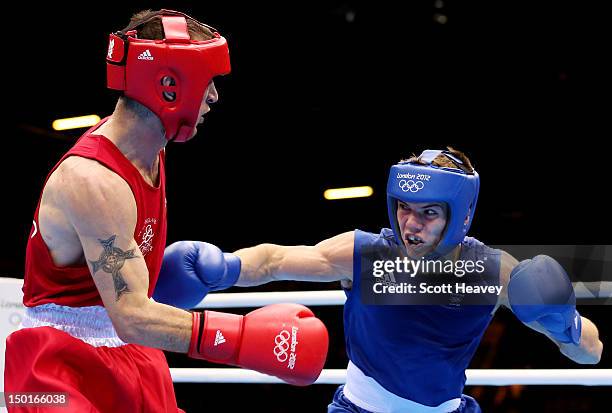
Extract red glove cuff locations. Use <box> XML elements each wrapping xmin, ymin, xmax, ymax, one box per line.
<box><xmin>188</xmin><ymin>311</ymin><xmax>244</xmax><ymax>364</ymax></box>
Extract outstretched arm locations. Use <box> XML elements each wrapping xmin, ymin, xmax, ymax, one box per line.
<box><xmin>234</xmin><ymin>231</ymin><xmax>355</xmax><ymax>286</ymax></box>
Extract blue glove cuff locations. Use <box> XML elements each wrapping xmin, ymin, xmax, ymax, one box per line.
<box><xmin>209</xmin><ymin>253</ymin><xmax>241</xmax><ymax>291</ymax></box>
<box><xmin>551</xmin><ymin>309</ymin><xmax>582</xmax><ymax>345</ymax></box>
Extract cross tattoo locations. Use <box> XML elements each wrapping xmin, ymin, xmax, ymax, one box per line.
<box><xmin>90</xmin><ymin>235</ymin><xmax>137</xmax><ymax>300</ymax></box>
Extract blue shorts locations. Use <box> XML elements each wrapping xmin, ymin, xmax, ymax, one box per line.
<box><xmin>328</xmin><ymin>385</ymin><xmax>482</xmax><ymax>413</ymax></box>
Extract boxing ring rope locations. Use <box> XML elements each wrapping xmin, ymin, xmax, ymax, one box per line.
<box><xmin>194</xmin><ymin>282</ymin><xmax>612</xmax><ymax>309</ymax></box>
<box><xmin>195</xmin><ymin>290</ymin><xmax>346</xmax><ymax>308</ymax></box>
<box><xmin>169</xmin><ymin>368</ymin><xmax>612</xmax><ymax>386</ymax></box>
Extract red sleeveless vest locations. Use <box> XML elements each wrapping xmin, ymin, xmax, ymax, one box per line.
<box><xmin>23</xmin><ymin>119</ymin><xmax>167</xmax><ymax>307</ymax></box>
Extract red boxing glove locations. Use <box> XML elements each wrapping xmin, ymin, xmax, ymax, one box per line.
<box><xmin>188</xmin><ymin>303</ymin><xmax>329</xmax><ymax>386</ymax></box>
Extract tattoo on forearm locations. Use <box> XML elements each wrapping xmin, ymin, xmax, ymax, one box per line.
<box><xmin>90</xmin><ymin>235</ymin><xmax>137</xmax><ymax>300</ymax></box>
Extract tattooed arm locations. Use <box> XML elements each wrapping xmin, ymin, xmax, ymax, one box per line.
<box><xmin>56</xmin><ymin>156</ymin><xmax>192</xmax><ymax>352</ymax></box>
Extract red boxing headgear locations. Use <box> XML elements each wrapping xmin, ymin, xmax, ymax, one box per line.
<box><xmin>106</xmin><ymin>9</ymin><xmax>231</xmax><ymax>142</ymax></box>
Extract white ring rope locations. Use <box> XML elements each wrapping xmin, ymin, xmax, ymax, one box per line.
<box><xmin>195</xmin><ymin>282</ymin><xmax>612</xmax><ymax>309</ymax></box>
<box><xmin>196</xmin><ymin>290</ymin><xmax>346</xmax><ymax>308</ymax></box>
<box><xmin>170</xmin><ymin>368</ymin><xmax>612</xmax><ymax>386</ymax></box>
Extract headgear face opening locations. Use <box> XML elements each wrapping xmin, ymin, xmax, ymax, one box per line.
<box><xmin>106</xmin><ymin>9</ymin><xmax>231</xmax><ymax>142</ymax></box>
<box><xmin>386</xmin><ymin>150</ymin><xmax>480</xmax><ymax>257</ymax></box>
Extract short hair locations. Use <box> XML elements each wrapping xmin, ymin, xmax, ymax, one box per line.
<box><xmin>403</xmin><ymin>147</ymin><xmax>475</xmax><ymax>173</ymax></box>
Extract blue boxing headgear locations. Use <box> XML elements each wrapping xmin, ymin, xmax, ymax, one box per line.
<box><xmin>386</xmin><ymin>149</ymin><xmax>480</xmax><ymax>257</ymax></box>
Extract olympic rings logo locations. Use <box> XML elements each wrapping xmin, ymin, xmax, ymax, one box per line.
<box><xmin>273</xmin><ymin>330</ymin><xmax>291</xmax><ymax>362</ymax></box>
<box><xmin>398</xmin><ymin>180</ymin><xmax>425</xmax><ymax>193</ymax></box>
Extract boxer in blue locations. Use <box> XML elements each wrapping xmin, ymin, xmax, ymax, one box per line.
<box><xmin>160</xmin><ymin>148</ymin><xmax>603</xmax><ymax>412</ymax></box>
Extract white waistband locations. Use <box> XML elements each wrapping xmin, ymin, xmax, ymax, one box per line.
<box><xmin>22</xmin><ymin>303</ymin><xmax>126</xmax><ymax>348</ymax></box>
<box><xmin>343</xmin><ymin>361</ymin><xmax>461</xmax><ymax>413</ymax></box>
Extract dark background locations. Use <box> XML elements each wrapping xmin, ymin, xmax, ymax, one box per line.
<box><xmin>3</xmin><ymin>1</ymin><xmax>610</xmax><ymax>411</ymax></box>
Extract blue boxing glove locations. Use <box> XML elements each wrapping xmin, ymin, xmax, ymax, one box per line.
<box><xmin>153</xmin><ymin>241</ymin><xmax>241</xmax><ymax>309</ymax></box>
<box><xmin>508</xmin><ymin>255</ymin><xmax>581</xmax><ymax>345</ymax></box>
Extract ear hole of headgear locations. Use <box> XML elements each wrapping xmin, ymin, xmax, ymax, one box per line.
<box><xmin>161</xmin><ymin>76</ymin><xmax>177</xmax><ymax>102</ymax></box>
<box><xmin>464</xmin><ymin>208</ymin><xmax>471</xmax><ymax>226</ymax></box>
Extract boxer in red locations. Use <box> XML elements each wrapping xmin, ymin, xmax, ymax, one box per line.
<box><xmin>4</xmin><ymin>9</ymin><xmax>328</xmax><ymax>412</ymax></box>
